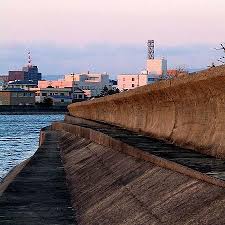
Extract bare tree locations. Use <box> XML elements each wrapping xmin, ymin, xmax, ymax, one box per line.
<box><xmin>215</xmin><ymin>43</ymin><xmax>225</xmax><ymax>65</ymax></box>
<box><xmin>167</xmin><ymin>65</ymin><xmax>188</xmax><ymax>79</ymax></box>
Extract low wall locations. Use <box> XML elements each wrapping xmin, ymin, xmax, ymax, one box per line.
<box><xmin>68</xmin><ymin>66</ymin><xmax>225</xmax><ymax>158</ymax></box>
<box><xmin>52</xmin><ymin>121</ymin><xmax>225</xmax><ymax>188</ymax></box>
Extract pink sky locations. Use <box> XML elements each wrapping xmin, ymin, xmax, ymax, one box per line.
<box><xmin>0</xmin><ymin>0</ymin><xmax>224</xmax><ymax>76</ymax></box>
<box><xmin>1</xmin><ymin>0</ymin><xmax>224</xmax><ymax>46</ymax></box>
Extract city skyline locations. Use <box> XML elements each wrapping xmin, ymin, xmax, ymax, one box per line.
<box><xmin>0</xmin><ymin>0</ymin><xmax>224</xmax><ymax>78</ymax></box>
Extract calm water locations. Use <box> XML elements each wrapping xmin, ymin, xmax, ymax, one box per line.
<box><xmin>0</xmin><ymin>114</ymin><xmax>64</xmax><ymax>181</ymax></box>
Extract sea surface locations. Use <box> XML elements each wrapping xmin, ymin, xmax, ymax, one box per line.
<box><xmin>0</xmin><ymin>114</ymin><xmax>64</xmax><ymax>182</ymax></box>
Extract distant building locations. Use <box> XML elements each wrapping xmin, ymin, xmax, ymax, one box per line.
<box><xmin>8</xmin><ymin>71</ymin><xmax>26</xmax><ymax>81</ymax></box>
<box><xmin>0</xmin><ymin>89</ymin><xmax>35</xmax><ymax>105</ymax></box>
<box><xmin>0</xmin><ymin>76</ymin><xmax>8</xmax><ymax>90</ymax></box>
<box><xmin>146</xmin><ymin>59</ymin><xmax>167</xmax><ymax>77</ymax></box>
<box><xmin>31</xmin><ymin>87</ymin><xmax>73</xmax><ymax>103</ymax></box>
<box><xmin>0</xmin><ymin>81</ymin><xmax>5</xmax><ymax>91</ymax></box>
<box><xmin>167</xmin><ymin>69</ymin><xmax>189</xmax><ymax>78</ymax></box>
<box><xmin>31</xmin><ymin>87</ymin><xmax>85</xmax><ymax>105</ymax></box>
<box><xmin>8</xmin><ymin>52</ymin><xmax>42</xmax><ymax>83</ymax></box>
<box><xmin>0</xmin><ymin>75</ymin><xmax>9</xmax><ymax>82</ymax></box>
<box><xmin>109</xmin><ymin>79</ymin><xmax>118</xmax><ymax>91</ymax></box>
<box><xmin>8</xmin><ymin>66</ymin><xmax>42</xmax><ymax>84</ymax></box>
<box><xmin>118</xmin><ymin>73</ymin><xmax>160</xmax><ymax>91</ymax></box>
<box><xmin>49</xmin><ymin>95</ymin><xmax>73</xmax><ymax>106</ymax></box>
<box><xmin>71</xmin><ymin>87</ymin><xmax>86</xmax><ymax>102</ymax></box>
<box><xmin>49</xmin><ymin>88</ymin><xmax>85</xmax><ymax>105</ymax></box>
<box><xmin>117</xmin><ymin>39</ymin><xmax>168</xmax><ymax>91</ymax></box>
<box><xmin>167</xmin><ymin>69</ymin><xmax>178</xmax><ymax>77</ymax></box>
<box><xmin>38</xmin><ymin>72</ymin><xmax>110</xmax><ymax>97</ymax></box>
<box><xmin>7</xmin><ymin>80</ymin><xmax>37</xmax><ymax>90</ymax></box>
<box><xmin>23</xmin><ymin>65</ymin><xmax>42</xmax><ymax>83</ymax></box>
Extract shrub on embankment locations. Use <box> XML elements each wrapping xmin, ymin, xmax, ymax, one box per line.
<box><xmin>68</xmin><ymin>65</ymin><xmax>225</xmax><ymax>159</ymax></box>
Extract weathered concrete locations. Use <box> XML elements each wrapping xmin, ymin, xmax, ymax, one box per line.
<box><xmin>0</xmin><ymin>130</ymin><xmax>76</xmax><ymax>225</ymax></box>
<box><xmin>52</xmin><ymin>118</ymin><xmax>225</xmax><ymax>188</ymax></box>
<box><xmin>68</xmin><ymin>65</ymin><xmax>225</xmax><ymax>159</ymax></box>
<box><xmin>0</xmin><ymin>159</ymin><xmax>30</xmax><ymax>196</ymax></box>
<box><xmin>58</xmin><ymin>131</ymin><xmax>225</xmax><ymax>225</ymax></box>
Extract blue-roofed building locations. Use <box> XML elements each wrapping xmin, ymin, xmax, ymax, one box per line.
<box><xmin>7</xmin><ymin>80</ymin><xmax>37</xmax><ymax>90</ymax></box>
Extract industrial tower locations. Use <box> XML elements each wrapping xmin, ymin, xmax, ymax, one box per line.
<box><xmin>28</xmin><ymin>51</ymin><xmax>32</xmax><ymax>67</ymax></box>
<box><xmin>147</xmin><ymin>40</ymin><xmax>154</xmax><ymax>60</ymax></box>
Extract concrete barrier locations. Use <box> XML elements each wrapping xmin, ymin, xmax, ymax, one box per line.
<box><xmin>52</xmin><ymin>121</ymin><xmax>225</xmax><ymax>188</ymax></box>
<box><xmin>68</xmin><ymin>65</ymin><xmax>225</xmax><ymax>158</ymax></box>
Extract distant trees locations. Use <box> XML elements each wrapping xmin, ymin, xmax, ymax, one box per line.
<box><xmin>42</xmin><ymin>97</ymin><xmax>53</xmax><ymax>106</ymax></box>
<box><xmin>210</xmin><ymin>43</ymin><xmax>225</xmax><ymax>66</ymax></box>
<box><xmin>35</xmin><ymin>97</ymin><xmax>53</xmax><ymax>107</ymax></box>
<box><xmin>99</xmin><ymin>86</ymin><xmax>120</xmax><ymax>97</ymax></box>
<box><xmin>167</xmin><ymin>65</ymin><xmax>189</xmax><ymax>79</ymax></box>
<box><xmin>215</xmin><ymin>43</ymin><xmax>225</xmax><ymax>65</ymax></box>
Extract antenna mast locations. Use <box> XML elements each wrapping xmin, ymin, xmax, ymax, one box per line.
<box><xmin>147</xmin><ymin>40</ymin><xmax>154</xmax><ymax>60</ymax></box>
<box><xmin>28</xmin><ymin>51</ymin><xmax>32</xmax><ymax>67</ymax></box>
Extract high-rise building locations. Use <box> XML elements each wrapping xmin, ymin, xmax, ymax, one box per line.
<box><xmin>22</xmin><ymin>65</ymin><xmax>42</xmax><ymax>83</ymax></box>
<box><xmin>8</xmin><ymin>52</ymin><xmax>42</xmax><ymax>84</ymax></box>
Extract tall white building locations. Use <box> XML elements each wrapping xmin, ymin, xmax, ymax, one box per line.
<box><xmin>147</xmin><ymin>58</ymin><xmax>167</xmax><ymax>77</ymax></box>
<box><xmin>118</xmin><ymin>58</ymin><xmax>167</xmax><ymax>91</ymax></box>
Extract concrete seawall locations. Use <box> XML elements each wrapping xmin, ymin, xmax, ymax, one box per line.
<box><xmin>2</xmin><ymin>117</ymin><xmax>225</xmax><ymax>224</ymax></box>
<box><xmin>68</xmin><ymin>65</ymin><xmax>225</xmax><ymax>158</ymax></box>
<box><xmin>2</xmin><ymin>66</ymin><xmax>225</xmax><ymax>224</ymax></box>
<box><xmin>51</xmin><ymin>118</ymin><xmax>225</xmax><ymax>188</ymax></box>
<box><xmin>57</xmin><ymin>131</ymin><xmax>225</xmax><ymax>225</ymax></box>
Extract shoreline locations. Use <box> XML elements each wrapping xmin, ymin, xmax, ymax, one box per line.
<box><xmin>0</xmin><ymin>111</ymin><xmax>66</xmax><ymax>115</ymax></box>
<box><xmin>0</xmin><ymin>105</ymin><xmax>68</xmax><ymax>115</ymax></box>
<box><xmin>0</xmin><ymin>158</ymin><xmax>30</xmax><ymax>196</ymax></box>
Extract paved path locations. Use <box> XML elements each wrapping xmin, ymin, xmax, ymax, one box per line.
<box><xmin>0</xmin><ymin>130</ymin><xmax>76</xmax><ymax>225</ymax></box>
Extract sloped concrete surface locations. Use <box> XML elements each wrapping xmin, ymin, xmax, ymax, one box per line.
<box><xmin>58</xmin><ymin>131</ymin><xmax>225</xmax><ymax>225</ymax></box>
<box><xmin>53</xmin><ymin>117</ymin><xmax>225</xmax><ymax>186</ymax></box>
<box><xmin>0</xmin><ymin>131</ymin><xmax>76</xmax><ymax>225</ymax></box>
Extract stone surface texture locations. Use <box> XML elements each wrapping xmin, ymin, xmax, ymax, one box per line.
<box><xmin>58</xmin><ymin>131</ymin><xmax>225</xmax><ymax>225</ymax></box>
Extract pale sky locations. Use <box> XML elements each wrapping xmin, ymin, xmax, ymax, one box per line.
<box><xmin>0</xmin><ymin>0</ymin><xmax>224</xmax><ymax>77</ymax></box>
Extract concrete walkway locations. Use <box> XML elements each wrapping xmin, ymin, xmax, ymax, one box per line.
<box><xmin>0</xmin><ymin>131</ymin><xmax>76</xmax><ymax>225</ymax></box>
<box><xmin>64</xmin><ymin>118</ymin><xmax>225</xmax><ymax>181</ymax></box>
